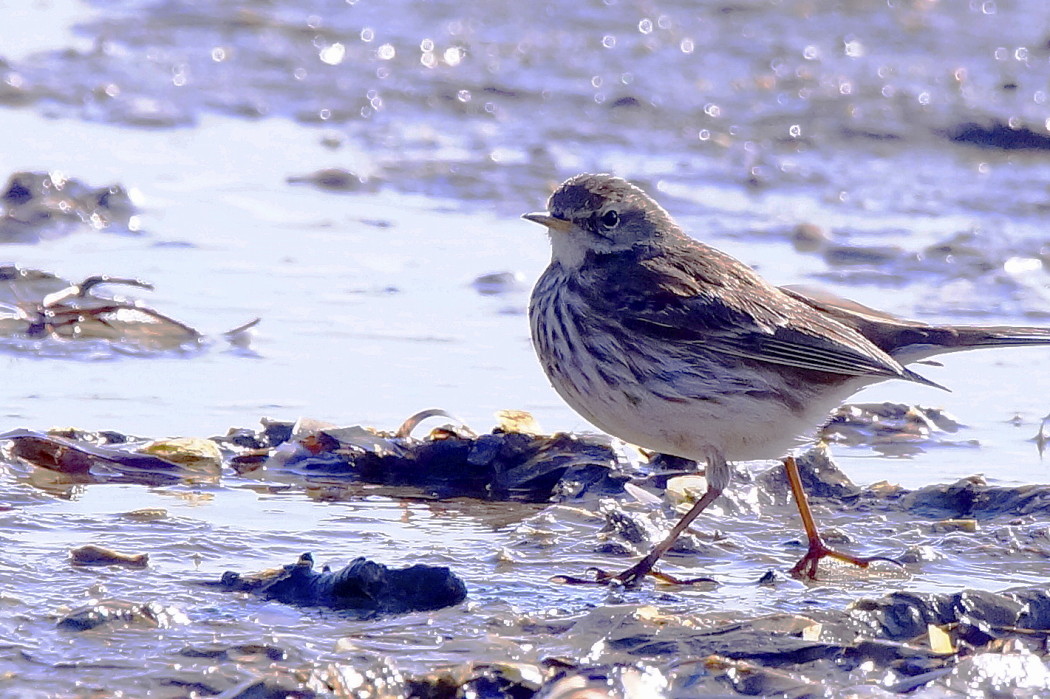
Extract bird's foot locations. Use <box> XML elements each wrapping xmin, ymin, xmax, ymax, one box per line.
<box><xmin>789</xmin><ymin>537</ymin><xmax>901</xmax><ymax>580</ymax></box>
<box><xmin>551</xmin><ymin>562</ymin><xmax>716</xmax><ymax>587</ymax></box>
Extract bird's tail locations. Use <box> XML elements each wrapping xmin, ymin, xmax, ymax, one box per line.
<box><xmin>893</xmin><ymin>324</ymin><xmax>1050</xmax><ymax>363</ymax></box>
<box><xmin>778</xmin><ymin>284</ymin><xmax>1050</xmax><ymax>365</ymax></box>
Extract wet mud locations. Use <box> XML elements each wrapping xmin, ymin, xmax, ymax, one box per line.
<box><xmin>6</xmin><ymin>413</ymin><xmax>1050</xmax><ymax>695</ymax></box>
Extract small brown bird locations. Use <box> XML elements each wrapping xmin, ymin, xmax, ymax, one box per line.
<box><xmin>524</xmin><ymin>173</ymin><xmax>1050</xmax><ymax>585</ymax></box>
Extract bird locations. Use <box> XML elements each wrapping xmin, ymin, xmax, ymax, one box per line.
<box><xmin>522</xmin><ymin>172</ymin><xmax>1050</xmax><ymax>585</ymax></box>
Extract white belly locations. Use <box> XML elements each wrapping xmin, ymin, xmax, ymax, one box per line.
<box><xmin>550</xmin><ymin>368</ymin><xmax>871</xmax><ymax>462</ymax></box>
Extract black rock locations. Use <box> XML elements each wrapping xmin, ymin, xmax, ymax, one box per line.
<box><xmin>203</xmin><ymin>553</ymin><xmax>467</xmax><ymax>617</ymax></box>
<box><xmin>946</xmin><ymin>121</ymin><xmax>1050</xmax><ymax>150</ymax></box>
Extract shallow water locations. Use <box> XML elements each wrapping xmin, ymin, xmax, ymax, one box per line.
<box><xmin>2</xmin><ymin>0</ymin><xmax>1050</xmax><ymax>695</ymax></box>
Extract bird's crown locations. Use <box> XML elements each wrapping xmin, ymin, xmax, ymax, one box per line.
<box><xmin>548</xmin><ymin>173</ymin><xmax>649</xmax><ymax>221</ymax></box>
<box><xmin>550</xmin><ymin>174</ymin><xmax>677</xmax><ymax>244</ymax></box>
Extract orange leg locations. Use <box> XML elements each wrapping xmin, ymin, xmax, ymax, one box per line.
<box><xmin>554</xmin><ymin>485</ymin><xmax>722</xmax><ymax>586</ymax></box>
<box><xmin>555</xmin><ymin>453</ymin><xmax>731</xmax><ymax>587</ymax></box>
<box><xmin>784</xmin><ymin>455</ymin><xmax>899</xmax><ymax>579</ymax></box>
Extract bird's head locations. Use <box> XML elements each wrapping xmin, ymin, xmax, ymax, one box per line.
<box><xmin>523</xmin><ymin>173</ymin><xmax>680</xmax><ymax>268</ymax></box>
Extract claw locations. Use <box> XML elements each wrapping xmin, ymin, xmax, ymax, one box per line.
<box><xmin>789</xmin><ymin>538</ymin><xmax>903</xmax><ymax>580</ymax></box>
<box><xmin>549</xmin><ymin>574</ymin><xmax>608</xmax><ymax>586</ymax></box>
<box><xmin>783</xmin><ymin>455</ymin><xmax>904</xmax><ymax>580</ymax></box>
<box><xmin>550</xmin><ymin>564</ymin><xmax>717</xmax><ymax>587</ymax></box>
<box><xmin>548</xmin><ymin>566</ymin><xmax>622</xmax><ymax>586</ymax></box>
<box><xmin>649</xmin><ymin>570</ymin><xmax>718</xmax><ymax>585</ymax></box>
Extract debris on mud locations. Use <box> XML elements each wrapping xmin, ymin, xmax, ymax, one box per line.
<box><xmin>820</xmin><ymin>401</ymin><xmax>967</xmax><ymax>456</ymax></box>
<box><xmin>56</xmin><ymin>600</ymin><xmax>187</xmax><ymax>632</ymax></box>
<box><xmin>3</xmin><ymin>428</ymin><xmax>186</xmax><ymax>483</ymax></box>
<box><xmin>0</xmin><ymin>265</ymin><xmax>259</xmax><ymax>356</ymax></box>
<box><xmin>201</xmin><ymin>552</ymin><xmax>467</xmax><ymax>616</ymax></box>
<box><xmin>0</xmin><ymin>171</ymin><xmax>139</xmax><ymax>243</ymax></box>
<box><xmin>69</xmin><ymin>544</ymin><xmax>149</xmax><ymax>568</ymax></box>
<box><xmin>1</xmin><ymin>410</ymin><xmax>632</xmax><ymax>496</ymax></box>
<box><xmin>1</xmin><ymin>427</ymin><xmax>222</xmax><ymax>486</ymax></box>
<box><xmin>286</xmin><ymin>167</ymin><xmax>378</xmax><ymax>192</ymax></box>
<box><xmin>4</xmin><ymin>406</ymin><xmax>1047</xmax><ymax>518</ymax></box>
<box><xmin>223</xmin><ymin>410</ymin><xmax>633</xmax><ymax>502</ymax></box>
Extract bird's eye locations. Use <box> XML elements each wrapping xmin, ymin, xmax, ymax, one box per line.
<box><xmin>600</xmin><ymin>210</ymin><xmax>619</xmax><ymax>229</ymax></box>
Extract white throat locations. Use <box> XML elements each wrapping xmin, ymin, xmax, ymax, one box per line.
<box><xmin>547</xmin><ymin>229</ymin><xmax>590</xmax><ymax>270</ymax></box>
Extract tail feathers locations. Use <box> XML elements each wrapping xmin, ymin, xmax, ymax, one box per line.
<box><xmin>948</xmin><ymin>326</ymin><xmax>1050</xmax><ymax>349</ymax></box>
<box><xmin>892</xmin><ymin>325</ymin><xmax>1050</xmax><ymax>363</ymax></box>
<box><xmin>780</xmin><ymin>284</ymin><xmax>1050</xmax><ymax>366</ymax></box>
<box><xmin>901</xmin><ymin>365</ymin><xmax>949</xmax><ymax>392</ymax></box>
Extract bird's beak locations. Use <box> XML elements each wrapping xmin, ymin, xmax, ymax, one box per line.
<box><xmin>522</xmin><ymin>211</ymin><xmax>574</xmax><ymax>233</ymax></box>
